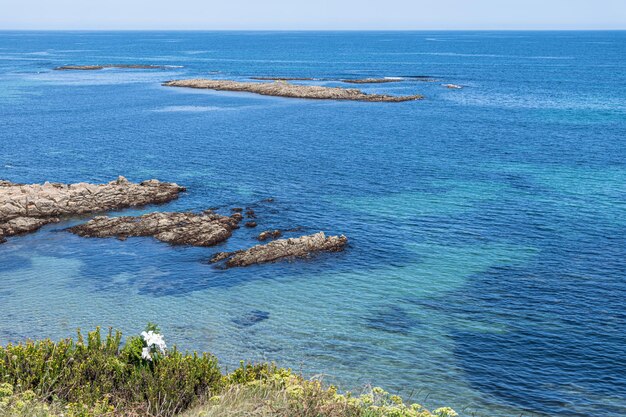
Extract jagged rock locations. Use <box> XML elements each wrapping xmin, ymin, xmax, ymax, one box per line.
<box><xmin>211</xmin><ymin>232</ymin><xmax>347</xmax><ymax>268</ymax></box>
<box><xmin>257</xmin><ymin>230</ymin><xmax>283</xmax><ymax>241</ymax></box>
<box><xmin>245</xmin><ymin>209</ymin><xmax>256</xmax><ymax>219</ymax></box>
<box><xmin>245</xmin><ymin>221</ymin><xmax>257</xmax><ymax>228</ymax></box>
<box><xmin>163</xmin><ymin>79</ymin><xmax>423</xmax><ymax>102</ymax></box>
<box><xmin>231</xmin><ymin>207</ymin><xmax>243</xmax><ymax>213</ymax></box>
<box><xmin>67</xmin><ymin>211</ymin><xmax>240</xmax><ymax>247</ymax></box>
<box><xmin>231</xmin><ymin>213</ymin><xmax>244</xmax><ymax>222</ymax></box>
<box><xmin>0</xmin><ymin>177</ymin><xmax>185</xmax><ymax>243</ymax></box>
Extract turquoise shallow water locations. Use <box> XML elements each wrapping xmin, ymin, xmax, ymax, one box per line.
<box><xmin>1</xmin><ymin>31</ymin><xmax>625</xmax><ymax>417</ymax></box>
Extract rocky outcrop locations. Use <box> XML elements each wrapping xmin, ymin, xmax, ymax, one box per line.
<box><xmin>0</xmin><ymin>177</ymin><xmax>185</xmax><ymax>243</ymax></box>
<box><xmin>163</xmin><ymin>79</ymin><xmax>423</xmax><ymax>102</ymax></box>
<box><xmin>55</xmin><ymin>64</ymin><xmax>168</xmax><ymax>71</ymax></box>
<box><xmin>67</xmin><ymin>211</ymin><xmax>240</xmax><ymax>247</ymax></box>
<box><xmin>342</xmin><ymin>78</ymin><xmax>403</xmax><ymax>84</ymax></box>
<box><xmin>211</xmin><ymin>232</ymin><xmax>348</xmax><ymax>267</ymax></box>
<box><xmin>250</xmin><ymin>77</ymin><xmax>316</xmax><ymax>81</ymax></box>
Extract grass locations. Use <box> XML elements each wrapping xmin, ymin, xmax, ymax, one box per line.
<box><xmin>0</xmin><ymin>327</ymin><xmax>457</xmax><ymax>417</ymax></box>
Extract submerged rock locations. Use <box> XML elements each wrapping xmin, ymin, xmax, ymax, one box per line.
<box><xmin>55</xmin><ymin>64</ymin><xmax>168</xmax><ymax>71</ymax></box>
<box><xmin>211</xmin><ymin>232</ymin><xmax>348</xmax><ymax>268</ymax></box>
<box><xmin>163</xmin><ymin>79</ymin><xmax>423</xmax><ymax>102</ymax></box>
<box><xmin>0</xmin><ymin>177</ymin><xmax>185</xmax><ymax>243</ymax></box>
<box><xmin>232</xmin><ymin>310</ymin><xmax>270</xmax><ymax>327</ymax></box>
<box><xmin>443</xmin><ymin>84</ymin><xmax>463</xmax><ymax>89</ymax></box>
<box><xmin>68</xmin><ymin>211</ymin><xmax>240</xmax><ymax>247</ymax></box>
<box><xmin>244</xmin><ymin>221</ymin><xmax>258</xmax><ymax>228</ymax></box>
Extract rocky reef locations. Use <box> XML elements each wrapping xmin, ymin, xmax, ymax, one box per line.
<box><xmin>163</xmin><ymin>79</ymin><xmax>423</xmax><ymax>102</ymax></box>
<box><xmin>0</xmin><ymin>177</ymin><xmax>184</xmax><ymax>243</ymax></box>
<box><xmin>342</xmin><ymin>78</ymin><xmax>403</xmax><ymax>84</ymax></box>
<box><xmin>250</xmin><ymin>76</ymin><xmax>316</xmax><ymax>81</ymax></box>
<box><xmin>67</xmin><ymin>210</ymin><xmax>240</xmax><ymax>247</ymax></box>
<box><xmin>211</xmin><ymin>232</ymin><xmax>348</xmax><ymax>267</ymax></box>
<box><xmin>54</xmin><ymin>64</ymin><xmax>168</xmax><ymax>71</ymax></box>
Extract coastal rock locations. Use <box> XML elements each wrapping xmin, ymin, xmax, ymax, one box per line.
<box><xmin>250</xmin><ymin>77</ymin><xmax>316</xmax><ymax>81</ymax></box>
<box><xmin>245</xmin><ymin>221</ymin><xmax>257</xmax><ymax>228</ymax></box>
<box><xmin>245</xmin><ymin>209</ymin><xmax>256</xmax><ymax>218</ymax></box>
<box><xmin>55</xmin><ymin>64</ymin><xmax>168</xmax><ymax>71</ymax></box>
<box><xmin>163</xmin><ymin>79</ymin><xmax>423</xmax><ymax>102</ymax></box>
<box><xmin>211</xmin><ymin>232</ymin><xmax>348</xmax><ymax>268</ymax></box>
<box><xmin>68</xmin><ymin>211</ymin><xmax>240</xmax><ymax>247</ymax></box>
<box><xmin>443</xmin><ymin>84</ymin><xmax>463</xmax><ymax>89</ymax></box>
<box><xmin>342</xmin><ymin>78</ymin><xmax>403</xmax><ymax>84</ymax></box>
<box><xmin>0</xmin><ymin>177</ymin><xmax>185</xmax><ymax>242</ymax></box>
<box><xmin>257</xmin><ymin>229</ymin><xmax>283</xmax><ymax>241</ymax></box>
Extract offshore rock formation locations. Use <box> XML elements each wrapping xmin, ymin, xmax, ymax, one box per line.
<box><xmin>0</xmin><ymin>177</ymin><xmax>185</xmax><ymax>243</ymax></box>
<box><xmin>163</xmin><ymin>79</ymin><xmax>423</xmax><ymax>102</ymax></box>
<box><xmin>211</xmin><ymin>232</ymin><xmax>348</xmax><ymax>268</ymax></box>
<box><xmin>342</xmin><ymin>78</ymin><xmax>403</xmax><ymax>84</ymax></box>
<box><xmin>250</xmin><ymin>77</ymin><xmax>316</xmax><ymax>81</ymax></box>
<box><xmin>67</xmin><ymin>211</ymin><xmax>240</xmax><ymax>247</ymax></box>
<box><xmin>54</xmin><ymin>64</ymin><xmax>168</xmax><ymax>71</ymax></box>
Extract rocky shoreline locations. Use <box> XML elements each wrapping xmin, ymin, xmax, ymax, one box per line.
<box><xmin>55</xmin><ymin>64</ymin><xmax>169</xmax><ymax>71</ymax></box>
<box><xmin>163</xmin><ymin>79</ymin><xmax>423</xmax><ymax>102</ymax></box>
<box><xmin>211</xmin><ymin>232</ymin><xmax>348</xmax><ymax>267</ymax></box>
<box><xmin>0</xmin><ymin>177</ymin><xmax>184</xmax><ymax>243</ymax></box>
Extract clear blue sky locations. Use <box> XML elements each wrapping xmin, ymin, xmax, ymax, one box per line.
<box><xmin>2</xmin><ymin>0</ymin><xmax>625</xmax><ymax>30</ymax></box>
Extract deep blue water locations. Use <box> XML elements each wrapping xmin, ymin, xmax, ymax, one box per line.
<box><xmin>1</xmin><ymin>31</ymin><xmax>625</xmax><ymax>416</ymax></box>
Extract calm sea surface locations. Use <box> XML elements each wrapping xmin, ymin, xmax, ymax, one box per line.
<box><xmin>0</xmin><ymin>31</ymin><xmax>625</xmax><ymax>416</ymax></box>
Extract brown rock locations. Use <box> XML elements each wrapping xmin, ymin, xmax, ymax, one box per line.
<box><xmin>211</xmin><ymin>232</ymin><xmax>347</xmax><ymax>268</ymax></box>
<box><xmin>163</xmin><ymin>79</ymin><xmax>423</xmax><ymax>102</ymax></box>
<box><xmin>257</xmin><ymin>230</ymin><xmax>282</xmax><ymax>241</ymax></box>
<box><xmin>68</xmin><ymin>211</ymin><xmax>239</xmax><ymax>247</ymax></box>
<box><xmin>0</xmin><ymin>177</ymin><xmax>185</xmax><ymax>243</ymax></box>
<box><xmin>245</xmin><ymin>221</ymin><xmax>257</xmax><ymax>228</ymax></box>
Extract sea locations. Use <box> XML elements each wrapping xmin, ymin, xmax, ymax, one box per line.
<box><xmin>0</xmin><ymin>31</ymin><xmax>625</xmax><ymax>416</ymax></box>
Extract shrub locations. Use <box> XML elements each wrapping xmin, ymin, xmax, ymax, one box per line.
<box><xmin>0</xmin><ymin>327</ymin><xmax>221</xmax><ymax>416</ymax></box>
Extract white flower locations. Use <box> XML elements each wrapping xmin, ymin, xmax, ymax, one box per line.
<box><xmin>141</xmin><ymin>347</ymin><xmax>152</xmax><ymax>361</ymax></box>
<box><xmin>141</xmin><ymin>330</ymin><xmax>167</xmax><ymax>355</ymax></box>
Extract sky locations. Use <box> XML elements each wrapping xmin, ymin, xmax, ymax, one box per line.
<box><xmin>1</xmin><ymin>0</ymin><xmax>625</xmax><ymax>30</ymax></box>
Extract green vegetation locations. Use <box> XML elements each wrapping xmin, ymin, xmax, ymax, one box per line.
<box><xmin>0</xmin><ymin>326</ymin><xmax>457</xmax><ymax>417</ymax></box>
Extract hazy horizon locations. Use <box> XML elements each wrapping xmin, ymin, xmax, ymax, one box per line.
<box><xmin>1</xmin><ymin>0</ymin><xmax>625</xmax><ymax>31</ymax></box>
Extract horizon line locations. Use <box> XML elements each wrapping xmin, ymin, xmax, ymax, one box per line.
<box><xmin>1</xmin><ymin>28</ymin><xmax>626</xmax><ymax>32</ymax></box>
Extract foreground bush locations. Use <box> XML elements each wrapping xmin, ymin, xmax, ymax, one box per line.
<box><xmin>0</xmin><ymin>327</ymin><xmax>457</xmax><ymax>417</ymax></box>
<box><xmin>0</xmin><ymin>326</ymin><xmax>221</xmax><ymax>416</ymax></box>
